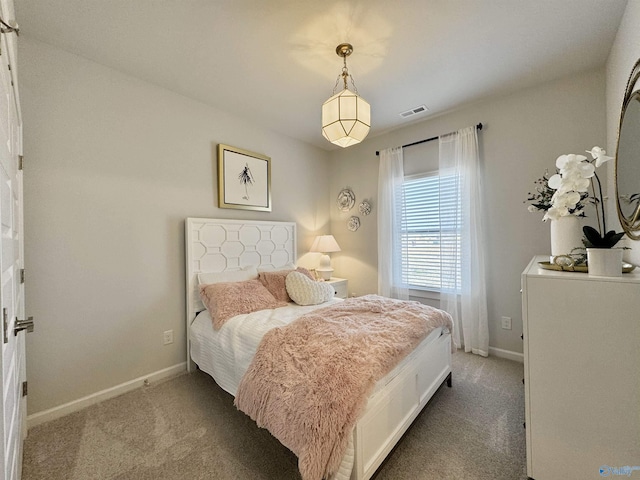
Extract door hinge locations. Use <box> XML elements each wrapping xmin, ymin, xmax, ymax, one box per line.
<box><xmin>2</xmin><ymin>308</ymin><xmax>7</xmax><ymax>344</ymax></box>
<box><xmin>22</xmin><ymin>381</ymin><xmax>27</xmax><ymax>397</ymax></box>
<box><xmin>18</xmin><ymin>155</ymin><xmax>23</xmax><ymax>171</ymax></box>
<box><xmin>20</xmin><ymin>269</ymin><xmax>24</xmax><ymax>284</ymax></box>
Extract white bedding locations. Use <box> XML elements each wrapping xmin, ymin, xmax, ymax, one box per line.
<box><xmin>189</xmin><ymin>299</ymin><xmax>443</xmax><ymax>398</ymax></box>
<box><xmin>189</xmin><ymin>298</ymin><xmax>344</xmax><ymax>395</ymax></box>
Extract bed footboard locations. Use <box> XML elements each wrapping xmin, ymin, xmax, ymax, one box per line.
<box><xmin>351</xmin><ymin>331</ymin><xmax>452</xmax><ymax>480</ymax></box>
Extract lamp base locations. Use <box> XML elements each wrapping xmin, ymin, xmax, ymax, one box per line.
<box><xmin>316</xmin><ymin>268</ymin><xmax>333</xmax><ymax>281</ymax></box>
<box><xmin>317</xmin><ymin>253</ymin><xmax>333</xmax><ymax>280</ymax></box>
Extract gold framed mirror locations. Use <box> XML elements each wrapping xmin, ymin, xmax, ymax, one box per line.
<box><xmin>615</xmin><ymin>58</ymin><xmax>640</xmax><ymax>239</ymax></box>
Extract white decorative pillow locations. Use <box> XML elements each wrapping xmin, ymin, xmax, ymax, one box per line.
<box><xmin>198</xmin><ymin>266</ymin><xmax>258</xmax><ymax>286</ymax></box>
<box><xmin>257</xmin><ymin>263</ymin><xmax>296</xmax><ymax>273</ymax></box>
<box><xmin>285</xmin><ymin>271</ymin><xmax>334</xmax><ymax>306</ymax></box>
<box><xmin>259</xmin><ymin>267</ymin><xmax>315</xmax><ymax>302</ymax></box>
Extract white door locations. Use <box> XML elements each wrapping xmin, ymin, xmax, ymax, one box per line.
<box><xmin>0</xmin><ymin>0</ymin><xmax>27</xmax><ymax>478</ymax></box>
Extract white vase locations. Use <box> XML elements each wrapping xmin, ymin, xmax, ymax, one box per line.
<box><xmin>587</xmin><ymin>248</ymin><xmax>623</xmax><ymax>277</ymax></box>
<box><xmin>550</xmin><ymin>216</ymin><xmax>582</xmax><ymax>263</ymax></box>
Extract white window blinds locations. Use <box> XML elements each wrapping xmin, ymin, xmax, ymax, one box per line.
<box><xmin>400</xmin><ymin>173</ymin><xmax>461</xmax><ymax>291</ymax></box>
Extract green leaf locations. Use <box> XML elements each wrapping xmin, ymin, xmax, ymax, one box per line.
<box><xmin>582</xmin><ymin>226</ymin><xmax>602</xmax><ymax>246</ymax></box>
<box><xmin>582</xmin><ymin>226</ymin><xmax>624</xmax><ymax>248</ymax></box>
<box><xmin>607</xmin><ymin>232</ymin><xmax>625</xmax><ymax>248</ymax></box>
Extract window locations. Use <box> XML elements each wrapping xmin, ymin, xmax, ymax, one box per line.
<box><xmin>400</xmin><ymin>172</ymin><xmax>461</xmax><ymax>291</ymax></box>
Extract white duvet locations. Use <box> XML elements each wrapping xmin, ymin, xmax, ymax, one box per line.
<box><xmin>189</xmin><ymin>298</ymin><xmax>344</xmax><ymax>396</ymax></box>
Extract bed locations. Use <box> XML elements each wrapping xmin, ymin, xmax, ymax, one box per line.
<box><xmin>185</xmin><ymin>217</ymin><xmax>453</xmax><ymax>480</ymax></box>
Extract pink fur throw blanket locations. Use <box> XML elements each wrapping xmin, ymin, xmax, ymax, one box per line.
<box><xmin>234</xmin><ymin>294</ymin><xmax>454</xmax><ymax>480</ymax></box>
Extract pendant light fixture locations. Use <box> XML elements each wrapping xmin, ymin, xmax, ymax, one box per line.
<box><xmin>322</xmin><ymin>43</ymin><xmax>371</xmax><ymax>148</ymax></box>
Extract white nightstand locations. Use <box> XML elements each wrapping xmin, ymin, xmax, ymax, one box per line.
<box><xmin>325</xmin><ymin>277</ymin><xmax>348</xmax><ymax>299</ymax></box>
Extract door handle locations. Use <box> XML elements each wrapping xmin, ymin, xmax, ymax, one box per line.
<box><xmin>14</xmin><ymin>317</ymin><xmax>34</xmax><ymax>335</ymax></box>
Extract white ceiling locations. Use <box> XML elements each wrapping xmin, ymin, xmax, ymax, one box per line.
<box><xmin>16</xmin><ymin>0</ymin><xmax>627</xmax><ymax>150</ymax></box>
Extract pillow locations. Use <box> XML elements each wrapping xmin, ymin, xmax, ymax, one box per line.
<box><xmin>259</xmin><ymin>267</ymin><xmax>314</xmax><ymax>302</ymax></box>
<box><xmin>199</xmin><ymin>279</ymin><xmax>286</xmax><ymax>330</ymax></box>
<box><xmin>257</xmin><ymin>263</ymin><xmax>296</xmax><ymax>273</ymax></box>
<box><xmin>197</xmin><ymin>266</ymin><xmax>258</xmax><ymax>286</ymax></box>
<box><xmin>285</xmin><ymin>271</ymin><xmax>335</xmax><ymax>306</ymax></box>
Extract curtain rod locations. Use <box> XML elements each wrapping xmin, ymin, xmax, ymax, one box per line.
<box><xmin>375</xmin><ymin>123</ymin><xmax>483</xmax><ymax>156</ymax></box>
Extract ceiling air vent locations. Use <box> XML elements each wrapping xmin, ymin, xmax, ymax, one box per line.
<box><xmin>399</xmin><ymin>105</ymin><xmax>429</xmax><ymax>118</ymax></box>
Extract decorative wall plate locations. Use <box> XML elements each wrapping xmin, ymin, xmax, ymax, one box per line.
<box><xmin>347</xmin><ymin>216</ymin><xmax>361</xmax><ymax>232</ymax></box>
<box><xmin>358</xmin><ymin>200</ymin><xmax>371</xmax><ymax>216</ymax></box>
<box><xmin>337</xmin><ymin>188</ymin><xmax>356</xmax><ymax>211</ymax></box>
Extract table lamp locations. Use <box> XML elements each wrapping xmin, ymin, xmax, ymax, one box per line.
<box><xmin>310</xmin><ymin>235</ymin><xmax>341</xmax><ymax>280</ymax></box>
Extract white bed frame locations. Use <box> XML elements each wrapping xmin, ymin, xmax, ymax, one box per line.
<box><xmin>185</xmin><ymin>217</ymin><xmax>452</xmax><ymax>480</ymax></box>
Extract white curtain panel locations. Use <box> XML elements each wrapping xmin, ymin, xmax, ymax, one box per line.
<box><xmin>377</xmin><ymin>147</ymin><xmax>409</xmax><ymax>300</ymax></box>
<box><xmin>439</xmin><ymin>126</ymin><xmax>489</xmax><ymax>356</ymax></box>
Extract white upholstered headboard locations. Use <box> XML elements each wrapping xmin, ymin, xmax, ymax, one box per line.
<box><xmin>185</xmin><ymin>218</ymin><xmax>297</xmax><ymax>369</ymax></box>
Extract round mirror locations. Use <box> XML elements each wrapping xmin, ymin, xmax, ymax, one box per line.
<box><xmin>615</xmin><ymin>59</ymin><xmax>640</xmax><ymax>239</ymax></box>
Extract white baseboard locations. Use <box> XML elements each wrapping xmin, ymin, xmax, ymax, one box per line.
<box><xmin>27</xmin><ymin>362</ymin><xmax>187</xmax><ymax>429</ymax></box>
<box><xmin>489</xmin><ymin>347</ymin><xmax>524</xmax><ymax>363</ymax></box>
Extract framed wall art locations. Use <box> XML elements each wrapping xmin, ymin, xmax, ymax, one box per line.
<box><xmin>217</xmin><ymin>144</ymin><xmax>271</xmax><ymax>212</ymax></box>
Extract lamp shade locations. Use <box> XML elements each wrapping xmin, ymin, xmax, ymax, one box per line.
<box><xmin>322</xmin><ymin>88</ymin><xmax>370</xmax><ymax>148</ymax></box>
<box><xmin>310</xmin><ymin>235</ymin><xmax>341</xmax><ymax>254</ymax></box>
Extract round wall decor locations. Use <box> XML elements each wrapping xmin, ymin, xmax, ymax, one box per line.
<box><xmin>347</xmin><ymin>216</ymin><xmax>361</xmax><ymax>232</ymax></box>
<box><xmin>358</xmin><ymin>200</ymin><xmax>371</xmax><ymax>216</ymax></box>
<box><xmin>337</xmin><ymin>188</ymin><xmax>356</xmax><ymax>211</ymax></box>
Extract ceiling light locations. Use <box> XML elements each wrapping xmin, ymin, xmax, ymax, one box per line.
<box><xmin>322</xmin><ymin>43</ymin><xmax>371</xmax><ymax>148</ymax></box>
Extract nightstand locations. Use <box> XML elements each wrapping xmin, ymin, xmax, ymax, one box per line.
<box><xmin>326</xmin><ymin>277</ymin><xmax>348</xmax><ymax>299</ymax></box>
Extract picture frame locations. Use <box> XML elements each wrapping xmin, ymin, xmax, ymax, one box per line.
<box><xmin>217</xmin><ymin>144</ymin><xmax>271</xmax><ymax>212</ymax></box>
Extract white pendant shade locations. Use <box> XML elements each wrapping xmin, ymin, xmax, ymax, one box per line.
<box><xmin>322</xmin><ymin>88</ymin><xmax>371</xmax><ymax>148</ymax></box>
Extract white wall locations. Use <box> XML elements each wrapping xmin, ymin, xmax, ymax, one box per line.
<box><xmin>328</xmin><ymin>71</ymin><xmax>606</xmax><ymax>355</ymax></box>
<box><xmin>606</xmin><ymin>0</ymin><xmax>640</xmax><ymax>265</ymax></box>
<box><xmin>20</xmin><ymin>38</ymin><xmax>330</xmax><ymax>415</ymax></box>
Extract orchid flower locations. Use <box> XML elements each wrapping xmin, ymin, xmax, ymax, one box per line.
<box><xmin>543</xmin><ymin>206</ymin><xmax>569</xmax><ymax>221</ymax></box>
<box><xmin>548</xmin><ymin>173</ymin><xmax>562</xmax><ymax>190</ymax></box>
<box><xmin>551</xmin><ymin>191</ymin><xmax>581</xmax><ymax>209</ymax></box>
<box><xmin>561</xmin><ymin>175</ymin><xmax>591</xmax><ymax>193</ymax></box>
<box><xmin>586</xmin><ymin>146</ymin><xmax>614</xmax><ymax>167</ymax></box>
<box><xmin>548</xmin><ymin>171</ymin><xmax>590</xmax><ymax>195</ymax></box>
<box><xmin>556</xmin><ymin>154</ymin><xmax>594</xmax><ymax>178</ymax></box>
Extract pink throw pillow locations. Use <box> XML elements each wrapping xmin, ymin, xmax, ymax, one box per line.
<box><xmin>258</xmin><ymin>267</ymin><xmax>314</xmax><ymax>302</ymax></box>
<box><xmin>199</xmin><ymin>279</ymin><xmax>286</xmax><ymax>330</ymax></box>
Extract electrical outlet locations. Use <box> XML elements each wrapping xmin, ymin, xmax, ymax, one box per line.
<box><xmin>163</xmin><ymin>330</ymin><xmax>174</xmax><ymax>345</ymax></box>
<box><xmin>501</xmin><ymin>316</ymin><xmax>512</xmax><ymax>330</ymax></box>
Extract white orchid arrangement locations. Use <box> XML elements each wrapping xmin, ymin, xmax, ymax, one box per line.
<box><xmin>543</xmin><ymin>147</ymin><xmax>612</xmax><ymax>221</ymax></box>
<box><xmin>527</xmin><ymin>146</ymin><xmax>625</xmax><ymax>249</ymax></box>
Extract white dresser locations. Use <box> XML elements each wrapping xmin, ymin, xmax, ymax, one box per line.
<box><xmin>521</xmin><ymin>256</ymin><xmax>640</xmax><ymax>480</ymax></box>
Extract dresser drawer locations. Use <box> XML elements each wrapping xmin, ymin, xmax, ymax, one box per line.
<box><xmin>327</xmin><ymin>278</ymin><xmax>348</xmax><ymax>299</ymax></box>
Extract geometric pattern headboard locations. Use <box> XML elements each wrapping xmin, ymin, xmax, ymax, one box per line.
<box><xmin>185</xmin><ymin>218</ymin><xmax>296</xmax><ymax>368</ymax></box>
<box><xmin>187</xmin><ymin>218</ymin><xmax>296</xmax><ymax>273</ymax></box>
<box><xmin>185</xmin><ymin>217</ymin><xmax>297</xmax><ymax>315</ymax></box>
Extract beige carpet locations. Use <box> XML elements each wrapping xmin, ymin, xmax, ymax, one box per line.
<box><xmin>23</xmin><ymin>352</ymin><xmax>527</xmax><ymax>480</ymax></box>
